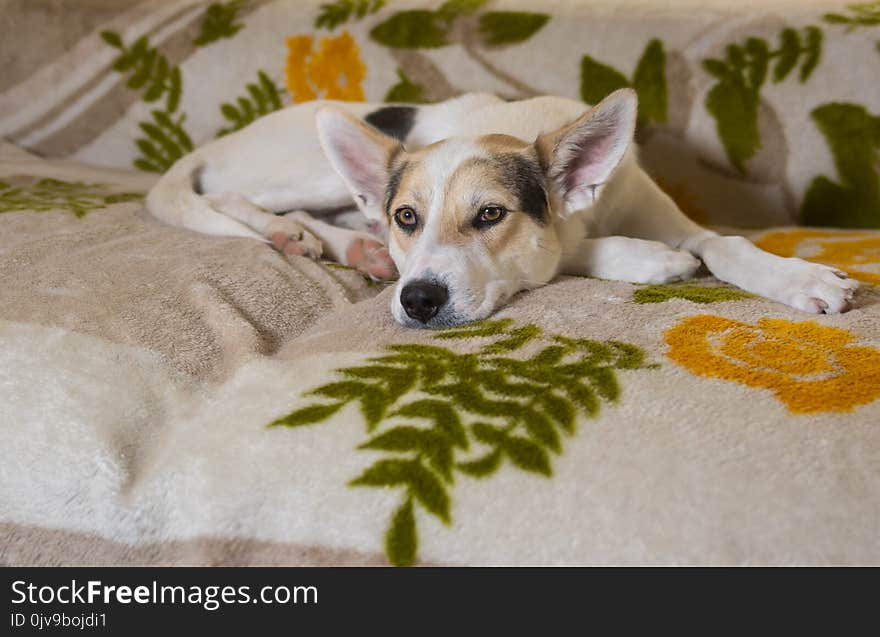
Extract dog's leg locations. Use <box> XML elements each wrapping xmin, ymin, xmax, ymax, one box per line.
<box><xmin>204</xmin><ymin>193</ymin><xmax>396</xmax><ymax>279</ymax></box>
<box><xmin>595</xmin><ymin>161</ymin><xmax>859</xmax><ymax>313</ymax></box>
<box><xmin>562</xmin><ymin>236</ymin><xmax>700</xmax><ymax>283</ymax></box>
<box><xmin>682</xmin><ymin>234</ymin><xmax>859</xmax><ymax>313</ymax></box>
<box><xmin>283</xmin><ymin>210</ymin><xmax>397</xmax><ymax>280</ymax></box>
<box><xmin>203</xmin><ymin>192</ymin><xmax>323</xmax><ymax>258</ymax></box>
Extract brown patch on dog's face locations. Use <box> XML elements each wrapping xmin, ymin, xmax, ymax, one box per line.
<box><xmin>382</xmin><ymin>150</ymin><xmax>426</xmax><ymax>252</ymax></box>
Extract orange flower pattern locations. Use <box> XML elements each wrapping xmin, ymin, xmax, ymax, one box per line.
<box><xmin>665</xmin><ymin>315</ymin><xmax>880</xmax><ymax>414</ymax></box>
<box><xmin>756</xmin><ymin>229</ymin><xmax>880</xmax><ymax>285</ymax></box>
<box><xmin>285</xmin><ymin>31</ymin><xmax>366</xmax><ymax>103</ymax></box>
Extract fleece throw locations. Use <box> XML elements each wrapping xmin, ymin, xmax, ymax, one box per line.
<box><xmin>1</xmin><ymin>144</ymin><xmax>879</xmax><ymax>566</ymax></box>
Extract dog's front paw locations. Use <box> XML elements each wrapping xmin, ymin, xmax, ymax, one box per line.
<box><xmin>774</xmin><ymin>258</ymin><xmax>859</xmax><ymax>314</ymax></box>
<box><xmin>345</xmin><ymin>237</ymin><xmax>397</xmax><ymax>281</ymax></box>
<box><xmin>586</xmin><ymin>238</ymin><xmax>702</xmax><ymax>284</ymax></box>
<box><xmin>651</xmin><ymin>249</ymin><xmax>701</xmax><ymax>284</ymax></box>
<box><xmin>631</xmin><ymin>248</ymin><xmax>701</xmax><ymax>284</ymax></box>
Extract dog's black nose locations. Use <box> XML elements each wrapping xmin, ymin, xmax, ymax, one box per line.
<box><xmin>400</xmin><ymin>280</ymin><xmax>448</xmax><ymax>323</ymax></box>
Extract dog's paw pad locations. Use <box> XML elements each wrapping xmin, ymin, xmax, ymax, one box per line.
<box><xmin>270</xmin><ymin>230</ymin><xmax>322</xmax><ymax>260</ymax></box>
<box><xmin>345</xmin><ymin>238</ymin><xmax>397</xmax><ymax>281</ymax></box>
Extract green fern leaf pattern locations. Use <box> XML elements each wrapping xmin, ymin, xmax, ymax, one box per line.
<box><xmin>101</xmin><ymin>31</ymin><xmax>182</xmax><ymax>114</ymax></box>
<box><xmin>384</xmin><ymin>69</ymin><xmax>428</xmax><ymax>103</ymax></box>
<box><xmin>268</xmin><ymin>319</ymin><xmax>655</xmax><ymax>566</ymax></box>
<box><xmin>823</xmin><ymin>2</ymin><xmax>880</xmax><ymax>32</ymax></box>
<box><xmin>802</xmin><ymin>102</ymin><xmax>880</xmax><ymax>228</ymax></box>
<box><xmin>217</xmin><ymin>70</ymin><xmax>285</xmax><ymax>136</ymax></box>
<box><xmin>316</xmin><ymin>0</ymin><xmax>386</xmax><ymax>30</ymax></box>
<box><xmin>702</xmin><ymin>26</ymin><xmax>824</xmax><ymax>174</ymax></box>
<box><xmin>0</xmin><ymin>178</ymin><xmax>143</xmax><ymax>218</ymax></box>
<box><xmin>193</xmin><ymin>1</ymin><xmax>246</xmax><ymax>47</ymax></box>
<box><xmin>580</xmin><ymin>38</ymin><xmax>667</xmax><ymax>128</ymax></box>
<box><xmin>133</xmin><ymin>110</ymin><xmax>194</xmax><ymax>173</ymax></box>
<box><xmin>385</xmin><ymin>498</ymin><xmax>417</xmax><ymax>566</ymax></box>
<box><xmin>633</xmin><ymin>283</ymin><xmax>755</xmax><ymax>305</ymax></box>
<box><xmin>370</xmin><ymin>3</ymin><xmax>547</xmax><ymax>49</ymax></box>
<box><xmin>101</xmin><ymin>30</ymin><xmax>194</xmax><ymax>173</ymax></box>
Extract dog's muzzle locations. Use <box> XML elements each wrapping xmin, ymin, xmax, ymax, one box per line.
<box><xmin>400</xmin><ymin>280</ymin><xmax>449</xmax><ymax>323</ymax></box>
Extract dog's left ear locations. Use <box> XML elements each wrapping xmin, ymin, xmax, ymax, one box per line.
<box><xmin>316</xmin><ymin>106</ymin><xmax>403</xmax><ymax>221</ymax></box>
<box><xmin>535</xmin><ymin>88</ymin><xmax>637</xmax><ymax>215</ymax></box>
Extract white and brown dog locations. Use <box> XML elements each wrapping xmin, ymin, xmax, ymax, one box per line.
<box><xmin>146</xmin><ymin>89</ymin><xmax>858</xmax><ymax>328</ymax></box>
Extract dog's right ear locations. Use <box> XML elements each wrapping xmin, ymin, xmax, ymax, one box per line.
<box><xmin>316</xmin><ymin>107</ymin><xmax>403</xmax><ymax>222</ymax></box>
<box><xmin>535</xmin><ymin>88</ymin><xmax>637</xmax><ymax>216</ymax></box>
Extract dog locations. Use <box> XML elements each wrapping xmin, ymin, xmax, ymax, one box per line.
<box><xmin>146</xmin><ymin>89</ymin><xmax>858</xmax><ymax>328</ymax></box>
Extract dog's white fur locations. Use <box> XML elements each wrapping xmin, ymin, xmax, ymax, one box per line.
<box><xmin>147</xmin><ymin>90</ymin><xmax>858</xmax><ymax>327</ymax></box>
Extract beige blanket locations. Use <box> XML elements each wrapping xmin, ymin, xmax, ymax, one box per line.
<box><xmin>2</xmin><ymin>144</ymin><xmax>878</xmax><ymax>565</ymax></box>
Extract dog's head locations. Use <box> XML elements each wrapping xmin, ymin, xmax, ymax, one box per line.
<box><xmin>316</xmin><ymin>89</ymin><xmax>637</xmax><ymax>328</ymax></box>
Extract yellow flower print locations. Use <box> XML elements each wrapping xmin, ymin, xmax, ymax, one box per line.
<box><xmin>755</xmin><ymin>229</ymin><xmax>880</xmax><ymax>285</ymax></box>
<box><xmin>665</xmin><ymin>315</ymin><xmax>880</xmax><ymax>414</ymax></box>
<box><xmin>285</xmin><ymin>31</ymin><xmax>366</xmax><ymax>103</ymax></box>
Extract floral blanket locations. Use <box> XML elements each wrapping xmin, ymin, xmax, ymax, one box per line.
<box><xmin>2</xmin><ymin>0</ymin><xmax>879</xmax><ymax>228</ymax></box>
<box><xmin>1</xmin><ymin>1</ymin><xmax>879</xmax><ymax>565</ymax></box>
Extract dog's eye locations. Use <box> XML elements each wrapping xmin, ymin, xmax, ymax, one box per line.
<box><xmin>475</xmin><ymin>205</ymin><xmax>506</xmax><ymax>228</ymax></box>
<box><xmin>394</xmin><ymin>206</ymin><xmax>418</xmax><ymax>231</ymax></box>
